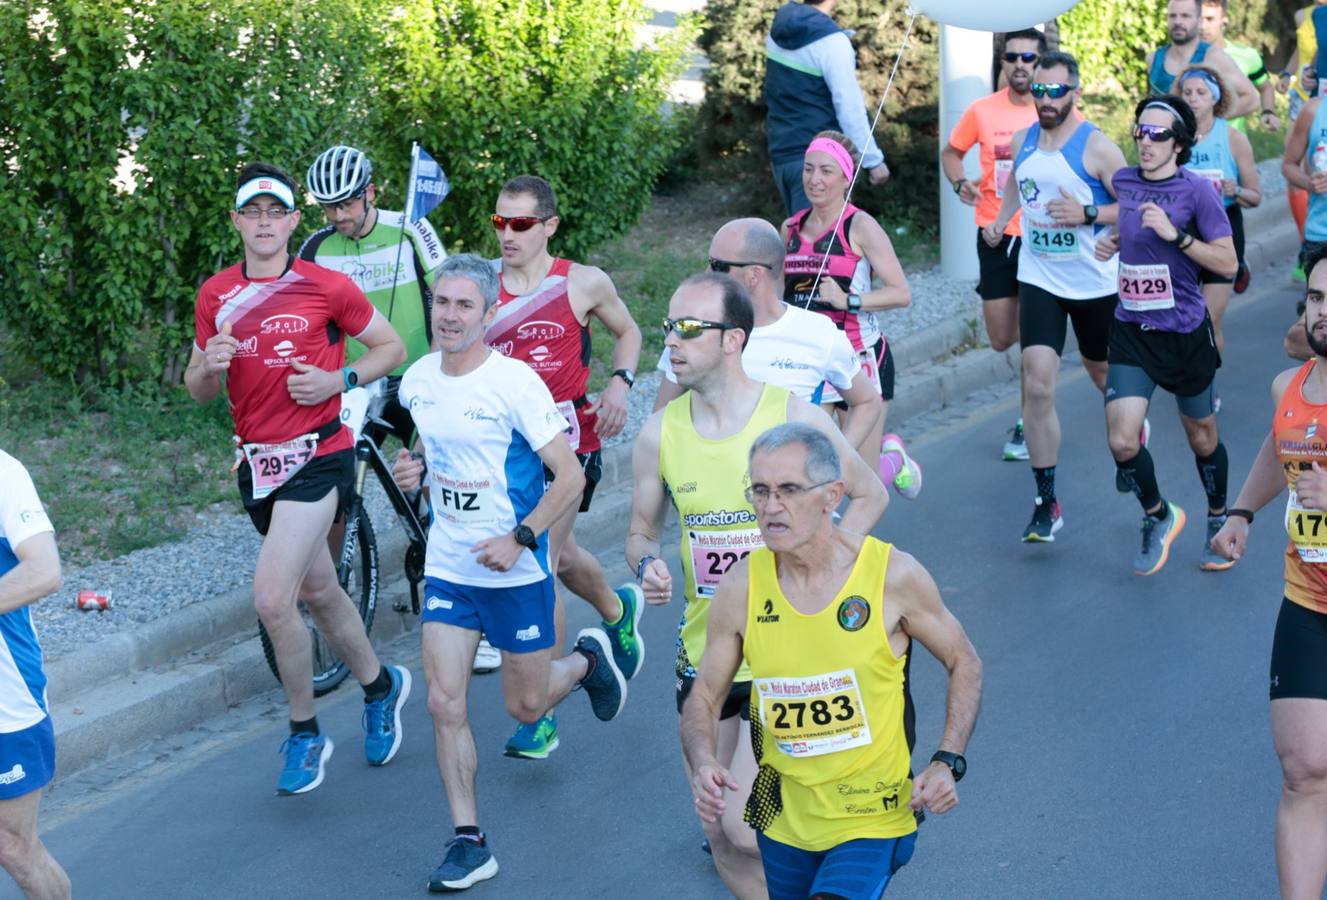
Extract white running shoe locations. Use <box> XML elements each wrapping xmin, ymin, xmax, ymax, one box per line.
<box><xmin>473</xmin><ymin>638</ymin><xmax>502</xmax><ymax>673</ymax></box>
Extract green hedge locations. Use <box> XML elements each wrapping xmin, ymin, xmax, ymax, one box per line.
<box><xmin>0</xmin><ymin>0</ymin><xmax>691</xmax><ymax>385</ymax></box>
<box><xmin>695</xmin><ymin>0</ymin><xmax>938</xmax><ymax>228</ymax></box>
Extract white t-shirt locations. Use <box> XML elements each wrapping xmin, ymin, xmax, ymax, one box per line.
<box><xmin>658</xmin><ymin>303</ymin><xmax>861</xmax><ymax>402</ymax></box>
<box><xmin>0</xmin><ymin>451</ymin><xmax>52</xmax><ymax>733</ymax></box>
<box><xmin>399</xmin><ymin>352</ymin><xmax>568</xmax><ymax>588</ymax></box>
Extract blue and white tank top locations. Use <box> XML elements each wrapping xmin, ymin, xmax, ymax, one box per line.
<box><xmin>1186</xmin><ymin>119</ymin><xmax>1239</xmax><ymax>208</ymax></box>
<box><xmin>0</xmin><ymin>452</ymin><xmax>52</xmax><ymax>734</ymax></box>
<box><xmin>1307</xmin><ymin>100</ymin><xmax>1327</xmax><ymax>242</ymax></box>
<box><xmin>1013</xmin><ymin>122</ymin><xmax>1118</xmax><ymax>299</ymax></box>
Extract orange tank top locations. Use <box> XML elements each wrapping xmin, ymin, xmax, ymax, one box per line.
<box><xmin>1274</xmin><ymin>360</ymin><xmax>1327</xmax><ymax>612</ymax></box>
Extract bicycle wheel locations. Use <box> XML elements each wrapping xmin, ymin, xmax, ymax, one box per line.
<box><xmin>258</xmin><ymin>506</ymin><xmax>380</xmax><ymax>697</ymax></box>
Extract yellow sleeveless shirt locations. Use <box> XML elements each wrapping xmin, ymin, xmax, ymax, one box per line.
<box><xmin>742</xmin><ymin>537</ymin><xmax>917</xmax><ymax>851</ymax></box>
<box><xmin>659</xmin><ymin>384</ymin><xmax>790</xmax><ymax>681</ymax></box>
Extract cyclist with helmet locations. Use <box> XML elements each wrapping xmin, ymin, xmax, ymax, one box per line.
<box><xmin>300</xmin><ymin>145</ymin><xmax>447</xmax><ymax>445</ymax></box>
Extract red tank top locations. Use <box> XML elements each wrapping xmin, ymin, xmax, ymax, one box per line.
<box><xmin>1275</xmin><ymin>360</ymin><xmax>1327</xmax><ymax>612</ymax></box>
<box><xmin>487</xmin><ymin>257</ymin><xmax>599</xmax><ymax>454</ymax></box>
<box><xmin>781</xmin><ymin>205</ymin><xmax>882</xmax><ymax>354</ymax></box>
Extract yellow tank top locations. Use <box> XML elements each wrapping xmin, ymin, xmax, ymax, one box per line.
<box><xmin>658</xmin><ymin>384</ymin><xmax>790</xmax><ymax>682</ymax></box>
<box><xmin>1296</xmin><ymin>7</ymin><xmax>1319</xmax><ymax>101</ymax></box>
<box><xmin>742</xmin><ymin>537</ymin><xmax>917</xmax><ymax>851</ymax></box>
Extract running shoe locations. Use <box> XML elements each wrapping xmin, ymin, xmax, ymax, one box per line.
<box><xmin>1134</xmin><ymin>501</ymin><xmax>1186</xmax><ymax>576</ymax></box>
<box><xmin>504</xmin><ymin>715</ymin><xmax>560</xmax><ymax>760</ymax></box>
<box><xmin>604</xmin><ymin>583</ymin><xmax>645</xmax><ymax>680</ymax></box>
<box><xmin>1002</xmin><ymin>420</ymin><xmax>1029</xmax><ymax>461</ymax></box>
<box><xmin>1233</xmin><ymin>263</ymin><xmax>1251</xmax><ymax>294</ymax></box>
<box><xmin>882</xmin><ymin>434</ymin><xmax>923</xmax><ymax>500</ymax></box>
<box><xmin>363</xmin><ymin>664</ymin><xmax>411</xmax><ymax>766</ymax></box>
<box><xmin>1200</xmin><ymin>514</ymin><xmax>1237</xmax><ymax>572</ymax></box>
<box><xmin>428</xmin><ymin>837</ymin><xmax>498</xmax><ymax>892</ymax></box>
<box><xmin>1116</xmin><ymin>418</ymin><xmax>1152</xmax><ymax>493</ymax></box>
<box><xmin>574</xmin><ymin>628</ymin><xmax>627</xmax><ymax>721</ymax></box>
<box><xmin>276</xmin><ymin>732</ymin><xmax>333</xmax><ymax>796</ymax></box>
<box><xmin>1021</xmin><ymin>496</ymin><xmax>1063</xmax><ymax>543</ymax></box>
<box><xmin>473</xmin><ymin>638</ymin><xmax>501</xmax><ymax>674</ymax></box>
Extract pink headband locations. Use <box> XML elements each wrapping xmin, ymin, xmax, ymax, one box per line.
<box><xmin>806</xmin><ymin>137</ymin><xmax>855</xmax><ymax>181</ymax></box>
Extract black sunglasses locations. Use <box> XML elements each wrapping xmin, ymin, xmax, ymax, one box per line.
<box><xmin>1133</xmin><ymin>123</ymin><xmax>1177</xmax><ymax>143</ymax></box>
<box><xmin>708</xmin><ymin>257</ymin><xmax>774</xmax><ymax>274</ymax></box>
<box><xmin>1003</xmin><ymin>51</ymin><xmax>1039</xmax><ymax>63</ymax></box>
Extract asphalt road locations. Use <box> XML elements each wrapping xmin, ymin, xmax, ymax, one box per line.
<box><xmin>18</xmin><ymin>271</ymin><xmax>1307</xmax><ymax>899</ymax></box>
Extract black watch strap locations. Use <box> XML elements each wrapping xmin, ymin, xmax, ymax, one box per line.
<box><xmin>1228</xmin><ymin>507</ymin><xmax>1254</xmax><ymax>524</ymax></box>
<box><xmin>612</xmin><ymin>368</ymin><xmax>635</xmax><ymax>389</ymax></box>
<box><xmin>513</xmin><ymin>524</ymin><xmax>538</xmax><ymax>550</ymax></box>
<box><xmin>930</xmin><ymin>751</ymin><xmax>966</xmax><ymax>782</ymax></box>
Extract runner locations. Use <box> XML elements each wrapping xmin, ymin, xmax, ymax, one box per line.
<box><xmin>185</xmin><ymin>163</ymin><xmax>412</xmax><ymax>795</ymax></box>
<box><xmin>391</xmin><ymin>254</ymin><xmax>627</xmax><ymax>892</ymax></box>
<box><xmin>628</xmin><ymin>272</ymin><xmax>888</xmax><ymax>899</ymax></box>
<box><xmin>680</xmin><ymin>422</ymin><xmax>982</xmax><ymax>900</ymax></box>
<box><xmin>942</xmin><ymin>28</ymin><xmax>1045</xmax><ymax>462</ymax></box>
<box><xmin>1146</xmin><ymin>0</ymin><xmax>1258</xmax><ymax>116</ymax></box>
<box><xmin>485</xmin><ymin>175</ymin><xmax>644</xmax><ymax>758</ymax></box>
<box><xmin>780</xmin><ymin>131</ymin><xmax>914</xmax><ymax>484</ymax></box>
<box><xmin>983</xmin><ymin>51</ymin><xmax>1127</xmax><ymax>543</ymax></box>
<box><xmin>1179</xmin><ymin>66</ymin><xmax>1261</xmax><ymax>361</ymax></box>
<box><xmin>1199</xmin><ymin>0</ymin><xmax>1280</xmax><ymax>135</ymax></box>
<box><xmin>1278</xmin><ymin>0</ymin><xmax>1326</xmax><ymax>280</ymax></box>
<box><xmin>0</xmin><ymin>451</ymin><xmax>70</xmax><ymax>900</ymax></box>
<box><xmin>1096</xmin><ymin>95</ymin><xmax>1238</xmax><ymax>575</ymax></box>
<box><xmin>1284</xmin><ymin>91</ymin><xmax>1327</xmax><ymax>292</ymax></box>
<box><xmin>1210</xmin><ymin>245</ymin><xmax>1327</xmax><ymax>899</ymax></box>
<box><xmin>300</xmin><ymin>147</ymin><xmax>501</xmax><ymax>675</ymax></box>
<box><xmin>652</xmin><ymin>218</ymin><xmax>919</xmax><ymax>498</ymax></box>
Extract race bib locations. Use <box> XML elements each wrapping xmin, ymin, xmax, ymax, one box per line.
<box><xmin>688</xmin><ymin>527</ymin><xmax>764</xmax><ymax>597</ymax></box>
<box><xmin>556</xmin><ymin>400</ymin><xmax>582</xmax><ymax>452</ymax></box>
<box><xmin>431</xmin><ymin>474</ymin><xmax>497</xmax><ymax>527</ymax></box>
<box><xmin>756</xmin><ymin>669</ymin><xmax>872</xmax><ymax>759</ymax></box>
<box><xmin>1287</xmin><ymin>490</ymin><xmax>1327</xmax><ymax>563</ymax></box>
<box><xmin>243</xmin><ymin>435</ymin><xmax>318</xmax><ymax>501</ymax></box>
<box><xmin>1119</xmin><ymin>262</ymin><xmax>1176</xmax><ymax>312</ymax></box>
<box><xmin>994</xmin><ymin>158</ymin><xmax>1013</xmax><ymax>199</ymax></box>
<box><xmin>1027</xmin><ymin>224</ymin><xmax>1078</xmax><ymax>259</ymax></box>
<box><xmin>1190</xmin><ymin>167</ymin><xmax>1225</xmax><ymax>199</ymax></box>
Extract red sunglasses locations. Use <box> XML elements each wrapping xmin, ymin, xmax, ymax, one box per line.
<box><xmin>491</xmin><ymin>214</ymin><xmax>551</xmax><ymax>232</ymax></box>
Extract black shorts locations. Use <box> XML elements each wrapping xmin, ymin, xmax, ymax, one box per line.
<box><xmin>1106</xmin><ymin>314</ymin><xmax>1221</xmax><ymax>402</ymax></box>
<box><xmin>1017</xmin><ymin>282</ymin><xmax>1116</xmax><ymax>361</ymax></box>
<box><xmin>1198</xmin><ymin>205</ymin><xmax>1244</xmax><ymax>285</ymax></box>
<box><xmin>976</xmin><ymin>231</ymin><xmax>1020</xmax><ymax>301</ymax></box>
<box><xmin>543</xmin><ymin>449</ymin><xmax>603</xmax><ymax>514</ymax></box>
<box><xmin>676</xmin><ymin>673</ymin><xmax>752</xmax><ymax>721</ymax></box>
<box><xmin>1271</xmin><ymin>597</ymin><xmax>1327</xmax><ymax>701</ymax></box>
<box><xmin>238</xmin><ymin>448</ymin><xmax>354</xmax><ymax>536</ymax></box>
<box><xmin>831</xmin><ymin>338</ymin><xmax>894</xmax><ymax>409</ymax></box>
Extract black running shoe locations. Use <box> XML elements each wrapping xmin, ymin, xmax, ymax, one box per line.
<box><xmin>1021</xmin><ymin>497</ymin><xmax>1063</xmax><ymax>543</ymax></box>
<box><xmin>575</xmin><ymin>628</ymin><xmax>627</xmax><ymax>721</ymax></box>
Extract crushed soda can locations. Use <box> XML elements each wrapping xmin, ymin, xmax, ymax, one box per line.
<box><xmin>75</xmin><ymin>590</ymin><xmax>113</xmax><ymax>611</ymax></box>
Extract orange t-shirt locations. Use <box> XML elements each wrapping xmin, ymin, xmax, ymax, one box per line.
<box><xmin>948</xmin><ymin>90</ymin><xmax>1040</xmax><ymax>235</ymax></box>
<box><xmin>1276</xmin><ymin>360</ymin><xmax>1327</xmax><ymax>613</ymax></box>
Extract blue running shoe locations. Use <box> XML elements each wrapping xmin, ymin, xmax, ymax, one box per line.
<box><xmin>604</xmin><ymin>583</ymin><xmax>645</xmax><ymax>680</ymax></box>
<box><xmin>276</xmin><ymin>732</ymin><xmax>333</xmax><ymax>796</ymax></box>
<box><xmin>504</xmin><ymin>715</ymin><xmax>560</xmax><ymax>760</ymax></box>
<box><xmin>363</xmin><ymin>664</ymin><xmax>412</xmax><ymax>766</ymax></box>
<box><xmin>428</xmin><ymin>836</ymin><xmax>498</xmax><ymax>892</ymax></box>
<box><xmin>574</xmin><ymin>628</ymin><xmax>627</xmax><ymax>721</ymax></box>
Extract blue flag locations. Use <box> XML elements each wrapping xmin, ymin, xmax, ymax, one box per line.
<box><xmin>407</xmin><ymin>146</ymin><xmax>449</xmax><ymax>223</ymax></box>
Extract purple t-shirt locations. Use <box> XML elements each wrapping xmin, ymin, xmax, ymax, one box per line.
<box><xmin>1111</xmin><ymin>166</ymin><xmax>1233</xmax><ymax>333</ymax></box>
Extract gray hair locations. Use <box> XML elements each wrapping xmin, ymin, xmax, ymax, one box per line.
<box><xmin>748</xmin><ymin>422</ymin><xmax>841</xmax><ymax>484</ymax></box>
<box><xmin>435</xmin><ymin>253</ymin><xmax>500</xmax><ymax>311</ymax></box>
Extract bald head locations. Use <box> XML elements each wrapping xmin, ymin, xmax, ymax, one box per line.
<box><xmin>710</xmin><ymin>218</ymin><xmax>785</xmax><ymax>309</ymax></box>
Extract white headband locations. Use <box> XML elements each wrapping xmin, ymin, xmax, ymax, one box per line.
<box><xmin>235</xmin><ymin>177</ymin><xmax>296</xmax><ymax>211</ymax></box>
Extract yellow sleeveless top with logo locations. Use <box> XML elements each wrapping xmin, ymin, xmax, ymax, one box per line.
<box><xmin>742</xmin><ymin>537</ymin><xmax>917</xmax><ymax>851</ymax></box>
<box><xmin>659</xmin><ymin>384</ymin><xmax>790</xmax><ymax>683</ymax></box>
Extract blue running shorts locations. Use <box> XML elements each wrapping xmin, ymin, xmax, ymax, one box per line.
<box><xmin>422</xmin><ymin>576</ymin><xmax>555</xmax><ymax>653</ymax></box>
<box><xmin>0</xmin><ymin>716</ymin><xmax>55</xmax><ymax>800</ymax></box>
<box><xmin>756</xmin><ymin>831</ymin><xmax>917</xmax><ymax>900</ymax></box>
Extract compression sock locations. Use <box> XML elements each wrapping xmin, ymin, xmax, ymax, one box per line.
<box><xmin>363</xmin><ymin>665</ymin><xmax>392</xmax><ymax>702</ymax></box>
<box><xmin>879</xmin><ymin>448</ymin><xmax>903</xmax><ymax>483</ymax></box>
<box><xmin>290</xmin><ymin>716</ymin><xmax>319</xmax><ymax>736</ymax></box>
<box><xmin>1195</xmin><ymin>442</ymin><xmax>1229</xmax><ymax>515</ymax></box>
<box><xmin>1033</xmin><ymin>465</ymin><xmax>1057</xmax><ymax>504</ymax></box>
<box><xmin>1116</xmin><ymin>447</ymin><xmax>1163</xmax><ymax>513</ymax></box>
<box><xmin>1291</xmin><ymin>188</ymin><xmax>1309</xmax><ymax>240</ymax></box>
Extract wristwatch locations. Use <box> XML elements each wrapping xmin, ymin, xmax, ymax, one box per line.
<box><xmin>342</xmin><ymin>367</ymin><xmax>359</xmax><ymax>390</ymax></box>
<box><xmin>513</xmin><ymin>524</ymin><xmax>538</xmax><ymax>551</ymax></box>
<box><xmin>612</xmin><ymin>368</ymin><xmax>635</xmax><ymax>389</ymax></box>
<box><xmin>930</xmin><ymin>751</ymin><xmax>967</xmax><ymax>782</ymax></box>
<box><xmin>952</xmin><ymin>178</ymin><xmax>968</xmax><ymax>195</ymax></box>
<box><xmin>846</xmin><ymin>293</ymin><xmax>863</xmax><ymax>313</ymax></box>
<box><xmin>1083</xmin><ymin>204</ymin><xmax>1099</xmax><ymax>225</ymax></box>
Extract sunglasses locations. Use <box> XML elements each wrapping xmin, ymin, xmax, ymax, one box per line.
<box><xmin>236</xmin><ymin>206</ymin><xmax>292</xmax><ymax>219</ymax></box>
<box><xmin>1003</xmin><ymin>51</ymin><xmax>1039</xmax><ymax>63</ymax></box>
<box><xmin>661</xmin><ymin>317</ymin><xmax>734</xmax><ymax>339</ymax></box>
<box><xmin>1029</xmin><ymin>82</ymin><xmax>1075</xmax><ymax>99</ymax></box>
<box><xmin>708</xmin><ymin>257</ymin><xmax>774</xmax><ymax>273</ymax></box>
<box><xmin>491</xmin><ymin>214</ymin><xmax>551</xmax><ymax>232</ymax></box>
<box><xmin>1132</xmin><ymin>123</ymin><xmax>1177</xmax><ymax>142</ymax></box>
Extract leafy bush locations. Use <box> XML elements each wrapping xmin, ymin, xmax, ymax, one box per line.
<box><xmin>695</xmin><ymin>0</ymin><xmax>938</xmax><ymax>226</ymax></box>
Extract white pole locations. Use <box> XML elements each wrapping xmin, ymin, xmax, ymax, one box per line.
<box><xmin>938</xmin><ymin>25</ymin><xmax>995</xmax><ymax>280</ymax></box>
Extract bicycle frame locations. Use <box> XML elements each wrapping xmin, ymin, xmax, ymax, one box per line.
<box><xmin>350</xmin><ymin>433</ymin><xmax>429</xmax><ymax>614</ymax></box>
